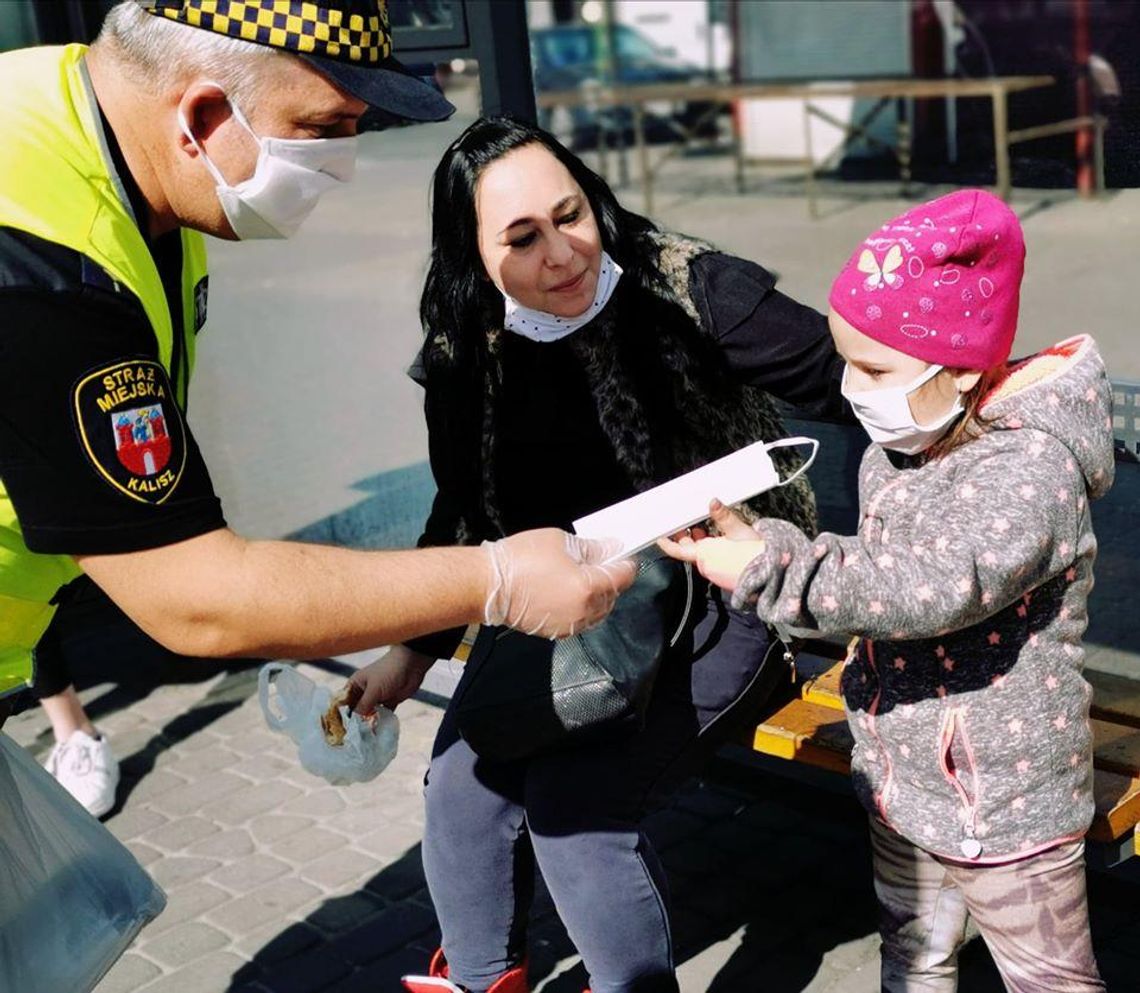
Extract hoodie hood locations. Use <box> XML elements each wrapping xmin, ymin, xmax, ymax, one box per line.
<box><xmin>981</xmin><ymin>334</ymin><xmax>1115</xmax><ymax>500</ymax></box>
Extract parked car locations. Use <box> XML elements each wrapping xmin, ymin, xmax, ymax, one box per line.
<box><xmin>530</xmin><ymin>23</ymin><xmax>716</xmax><ymax>150</ymax></box>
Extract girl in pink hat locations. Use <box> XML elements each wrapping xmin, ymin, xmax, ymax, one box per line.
<box><xmin>664</xmin><ymin>189</ymin><xmax>1113</xmax><ymax>992</ymax></box>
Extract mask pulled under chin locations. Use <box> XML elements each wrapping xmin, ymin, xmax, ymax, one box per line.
<box><xmin>502</xmin><ymin>252</ymin><xmax>623</xmax><ymax>342</ymax></box>
<box><xmin>841</xmin><ymin>362</ymin><xmax>965</xmax><ymax>456</ymax></box>
<box><xmin>179</xmin><ymin>89</ymin><xmax>357</xmax><ymax>240</ymax></box>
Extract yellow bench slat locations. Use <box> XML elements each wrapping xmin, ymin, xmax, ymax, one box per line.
<box><xmin>751</xmin><ymin>697</ymin><xmax>853</xmax><ymax>776</ymax></box>
<box><xmin>754</xmin><ymin>695</ymin><xmax>1140</xmax><ymax>843</ymax></box>
<box><xmin>791</xmin><ymin>658</ymin><xmax>1140</xmax><ymax>779</ymax></box>
<box><xmin>1088</xmin><ymin>771</ymin><xmax>1140</xmax><ymax>843</ymax></box>
<box><xmin>798</xmin><ymin>655</ymin><xmax>845</xmax><ymax>712</ymax></box>
<box><xmin>795</xmin><ymin>659</ymin><xmax>1140</xmax><ymax>724</ymax></box>
<box><xmin>451</xmin><ymin>624</ymin><xmax>480</xmax><ymax>663</ymax></box>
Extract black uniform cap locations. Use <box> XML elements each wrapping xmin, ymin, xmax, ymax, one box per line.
<box><xmin>138</xmin><ymin>0</ymin><xmax>454</xmax><ymax>124</ymax></box>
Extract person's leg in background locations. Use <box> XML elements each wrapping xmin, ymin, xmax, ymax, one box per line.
<box><xmin>870</xmin><ymin>816</ymin><xmax>974</xmax><ymax>993</ymax></box>
<box><xmin>946</xmin><ymin>839</ymin><xmax>1105</xmax><ymax>993</ymax></box>
<box><xmin>522</xmin><ymin>586</ymin><xmax>782</xmax><ymax>993</ymax></box>
<box><xmin>32</xmin><ymin>592</ymin><xmax>120</xmax><ymax>819</ymax></box>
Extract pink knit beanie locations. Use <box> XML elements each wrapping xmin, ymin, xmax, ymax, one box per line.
<box><xmin>829</xmin><ymin>189</ymin><xmax>1025</xmax><ymax>370</ymax></box>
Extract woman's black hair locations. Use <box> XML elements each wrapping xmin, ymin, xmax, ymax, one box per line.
<box><xmin>418</xmin><ymin>116</ymin><xmax>753</xmax><ymax>489</ymax></box>
<box><xmin>419</xmin><ymin>116</ymin><xmax>660</xmax><ymax>370</ymax></box>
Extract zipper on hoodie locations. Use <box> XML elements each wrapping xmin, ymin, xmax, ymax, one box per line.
<box><xmin>938</xmin><ymin>707</ymin><xmax>984</xmax><ymax>858</ymax></box>
<box><xmin>861</xmin><ymin>640</ymin><xmax>895</xmax><ymax>824</ymax></box>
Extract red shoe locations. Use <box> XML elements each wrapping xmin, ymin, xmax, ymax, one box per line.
<box><xmin>402</xmin><ymin>949</ymin><xmax>529</xmax><ymax>993</ymax></box>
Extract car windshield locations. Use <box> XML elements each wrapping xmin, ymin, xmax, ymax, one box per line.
<box><xmin>535</xmin><ymin>27</ymin><xmax>596</xmax><ymax>69</ymax></box>
<box><xmin>614</xmin><ymin>25</ymin><xmax>665</xmax><ymax>61</ymax></box>
<box><xmin>533</xmin><ymin>24</ymin><xmax>670</xmax><ymax>70</ymax></box>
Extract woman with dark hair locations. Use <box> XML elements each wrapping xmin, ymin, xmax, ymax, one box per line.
<box><xmin>350</xmin><ymin>117</ymin><xmax>845</xmax><ymax>993</ymax></box>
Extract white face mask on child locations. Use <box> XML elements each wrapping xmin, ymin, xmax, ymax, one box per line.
<box><xmin>842</xmin><ymin>363</ymin><xmax>964</xmax><ymax>456</ymax></box>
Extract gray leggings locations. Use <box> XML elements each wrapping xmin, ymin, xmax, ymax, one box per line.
<box><xmin>871</xmin><ymin>817</ymin><xmax>1105</xmax><ymax>993</ymax></box>
<box><xmin>422</xmin><ymin>587</ymin><xmax>782</xmax><ymax>993</ymax></box>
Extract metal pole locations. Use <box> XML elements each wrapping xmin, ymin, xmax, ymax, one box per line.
<box><xmin>729</xmin><ymin>0</ymin><xmax>744</xmax><ymax>194</ymax></box>
<box><xmin>992</xmin><ymin>83</ymin><xmax>1011</xmax><ymax>201</ymax></box>
<box><xmin>467</xmin><ymin>0</ymin><xmax>537</xmax><ymax>121</ymax></box>
<box><xmin>804</xmin><ymin>102</ymin><xmax>818</xmax><ymax>220</ymax></box>
<box><xmin>602</xmin><ymin>0</ymin><xmax>629</xmax><ymax>186</ymax></box>
<box><xmin>1074</xmin><ymin>0</ymin><xmax>1094</xmax><ymax>198</ymax></box>
<box><xmin>590</xmin><ymin>84</ymin><xmax>611</xmax><ymax>182</ymax></box>
<box><xmin>1094</xmin><ymin>114</ymin><xmax>1106</xmax><ymax>195</ymax></box>
<box><xmin>634</xmin><ymin>103</ymin><xmax>653</xmax><ymax>215</ymax></box>
<box><xmin>896</xmin><ymin>97</ymin><xmax>912</xmax><ymax>197</ymax></box>
<box><xmin>706</xmin><ymin>0</ymin><xmax>714</xmax><ymax>81</ymax></box>
<box><xmin>933</xmin><ymin>0</ymin><xmax>958</xmax><ymax>163</ymax></box>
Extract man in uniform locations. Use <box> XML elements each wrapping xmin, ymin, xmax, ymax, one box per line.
<box><xmin>0</xmin><ymin>0</ymin><xmax>634</xmax><ymax>799</ymax></box>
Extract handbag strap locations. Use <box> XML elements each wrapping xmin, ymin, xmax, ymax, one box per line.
<box><xmin>668</xmin><ymin>563</ymin><xmax>695</xmax><ymax>649</ymax></box>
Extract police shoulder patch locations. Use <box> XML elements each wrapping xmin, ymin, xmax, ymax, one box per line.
<box><xmin>73</xmin><ymin>359</ymin><xmax>187</xmax><ymax>505</ymax></box>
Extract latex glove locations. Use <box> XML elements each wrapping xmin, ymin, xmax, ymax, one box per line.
<box><xmin>482</xmin><ymin>528</ymin><xmax>637</xmax><ymax>638</ymax></box>
<box><xmin>658</xmin><ymin>499</ymin><xmax>766</xmax><ymax>593</ymax></box>
<box><xmin>347</xmin><ymin>645</ymin><xmax>435</xmax><ymax>715</ymax></box>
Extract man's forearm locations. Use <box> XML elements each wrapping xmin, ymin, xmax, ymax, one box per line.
<box><xmin>205</xmin><ymin>539</ymin><xmax>491</xmax><ymax>657</ymax></box>
<box><xmin>79</xmin><ymin>529</ymin><xmax>489</xmax><ymax>658</ymax></box>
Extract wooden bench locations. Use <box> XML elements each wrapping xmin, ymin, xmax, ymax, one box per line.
<box><xmin>745</xmin><ymin>640</ymin><xmax>1140</xmax><ymax>868</ymax></box>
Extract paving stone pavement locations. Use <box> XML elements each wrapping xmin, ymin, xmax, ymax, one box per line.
<box><xmin>7</xmin><ymin>647</ymin><xmax>1140</xmax><ymax>993</ymax></box>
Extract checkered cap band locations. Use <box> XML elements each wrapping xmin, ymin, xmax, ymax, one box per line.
<box><xmin>140</xmin><ymin>0</ymin><xmax>392</xmax><ymax>64</ymax></box>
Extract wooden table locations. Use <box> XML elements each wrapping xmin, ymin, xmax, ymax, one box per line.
<box><xmin>537</xmin><ymin>75</ymin><xmax>1056</xmax><ymax>216</ymax></box>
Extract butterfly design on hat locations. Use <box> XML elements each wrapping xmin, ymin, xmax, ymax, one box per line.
<box><xmin>858</xmin><ymin>245</ymin><xmax>904</xmax><ymax>291</ymax></box>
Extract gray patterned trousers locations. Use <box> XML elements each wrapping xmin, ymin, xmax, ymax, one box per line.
<box><xmin>869</xmin><ymin>817</ymin><xmax>1105</xmax><ymax>992</ymax></box>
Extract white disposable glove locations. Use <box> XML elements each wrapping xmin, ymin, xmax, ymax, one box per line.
<box><xmin>481</xmin><ymin>528</ymin><xmax>636</xmax><ymax>638</ymax></box>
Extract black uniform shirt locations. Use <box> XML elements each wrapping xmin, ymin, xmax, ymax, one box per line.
<box><xmin>0</xmin><ymin>112</ymin><xmax>225</xmax><ymax>556</ymax></box>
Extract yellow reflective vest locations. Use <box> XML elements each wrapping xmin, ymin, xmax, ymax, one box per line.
<box><xmin>0</xmin><ymin>44</ymin><xmax>207</xmax><ymax>698</ymax></box>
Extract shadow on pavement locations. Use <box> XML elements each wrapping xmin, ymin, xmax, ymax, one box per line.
<box><xmin>227</xmin><ymin>740</ymin><xmax>1140</xmax><ymax>993</ymax></box>
<box><xmin>11</xmin><ymin>578</ymin><xmax>354</xmax><ymax>817</ymax></box>
<box><xmin>225</xmin><ymin>766</ymin><xmax>885</xmax><ymax>993</ymax></box>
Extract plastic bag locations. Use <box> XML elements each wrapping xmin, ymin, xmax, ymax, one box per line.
<box><xmin>258</xmin><ymin>663</ymin><xmax>399</xmax><ymax>785</ymax></box>
<box><xmin>0</xmin><ymin>732</ymin><xmax>166</xmax><ymax>993</ymax></box>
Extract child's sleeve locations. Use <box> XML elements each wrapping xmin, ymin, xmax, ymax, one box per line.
<box><xmin>733</xmin><ymin>444</ymin><xmax>1087</xmax><ymax>641</ymax></box>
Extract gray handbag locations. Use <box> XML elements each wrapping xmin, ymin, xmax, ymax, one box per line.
<box><xmin>452</xmin><ymin>549</ymin><xmax>694</xmax><ymax>761</ymax></box>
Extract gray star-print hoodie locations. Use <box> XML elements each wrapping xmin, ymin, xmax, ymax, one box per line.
<box><xmin>734</xmin><ymin>334</ymin><xmax>1114</xmax><ymax>863</ymax></box>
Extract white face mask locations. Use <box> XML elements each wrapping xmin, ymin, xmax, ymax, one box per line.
<box><xmin>841</xmin><ymin>362</ymin><xmax>964</xmax><ymax>456</ymax></box>
<box><xmin>502</xmin><ymin>252</ymin><xmax>623</xmax><ymax>343</ymax></box>
<box><xmin>179</xmin><ymin>88</ymin><xmax>357</xmax><ymax>240</ymax></box>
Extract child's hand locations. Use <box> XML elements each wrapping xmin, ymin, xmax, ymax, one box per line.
<box><xmin>705</xmin><ymin>499</ymin><xmax>756</xmax><ymax>540</ymax></box>
<box><xmin>659</xmin><ymin>535</ymin><xmax>767</xmax><ymax>592</ymax></box>
<box><xmin>347</xmin><ymin>646</ymin><xmax>436</xmax><ymax>715</ymax></box>
<box><xmin>658</xmin><ymin>500</ymin><xmax>766</xmax><ymax>592</ymax></box>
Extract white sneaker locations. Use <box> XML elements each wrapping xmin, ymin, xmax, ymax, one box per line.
<box><xmin>44</xmin><ymin>729</ymin><xmax>120</xmax><ymax>819</ymax></box>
